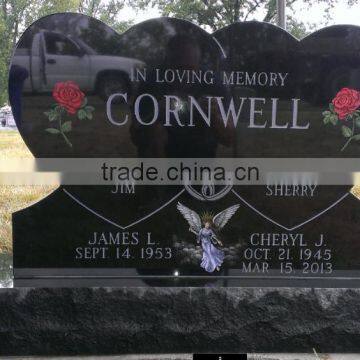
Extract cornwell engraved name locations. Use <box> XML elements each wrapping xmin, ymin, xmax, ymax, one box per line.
<box><xmin>106</xmin><ymin>68</ymin><xmax>309</xmax><ymax>130</ymax></box>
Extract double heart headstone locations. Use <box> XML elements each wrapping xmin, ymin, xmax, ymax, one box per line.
<box><xmin>10</xmin><ymin>13</ymin><xmax>360</xmax><ymax>286</ymax></box>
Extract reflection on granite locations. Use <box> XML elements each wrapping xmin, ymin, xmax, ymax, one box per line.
<box><xmin>0</xmin><ymin>254</ymin><xmax>13</xmax><ymax>288</ymax></box>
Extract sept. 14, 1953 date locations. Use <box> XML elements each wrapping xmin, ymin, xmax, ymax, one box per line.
<box><xmin>75</xmin><ymin>246</ymin><xmax>173</xmax><ymax>260</ymax></box>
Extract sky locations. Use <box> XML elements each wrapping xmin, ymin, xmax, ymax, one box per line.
<box><xmin>292</xmin><ymin>1</ymin><xmax>360</xmax><ymax>28</ymax></box>
<box><xmin>117</xmin><ymin>1</ymin><xmax>360</xmax><ymax>31</ymax></box>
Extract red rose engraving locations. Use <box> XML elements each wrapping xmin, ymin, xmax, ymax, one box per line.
<box><xmin>332</xmin><ymin>87</ymin><xmax>360</xmax><ymax>120</ymax></box>
<box><xmin>53</xmin><ymin>81</ymin><xmax>85</xmax><ymax>114</ymax></box>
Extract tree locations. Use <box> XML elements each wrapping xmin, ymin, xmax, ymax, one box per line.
<box><xmin>77</xmin><ymin>0</ymin><xmax>133</xmax><ymax>33</ymax></box>
<box><xmin>128</xmin><ymin>0</ymin><xmax>357</xmax><ymax>37</ymax></box>
<box><xmin>0</xmin><ymin>0</ymin><xmax>131</xmax><ymax>106</ymax></box>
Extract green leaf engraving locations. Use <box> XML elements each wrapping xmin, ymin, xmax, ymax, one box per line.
<box><xmin>45</xmin><ymin>128</ymin><xmax>60</xmax><ymax>134</ymax></box>
<box><xmin>77</xmin><ymin>109</ymin><xmax>87</xmax><ymax>120</ymax></box>
<box><xmin>61</xmin><ymin>121</ymin><xmax>72</xmax><ymax>133</ymax></box>
<box><xmin>342</xmin><ymin>125</ymin><xmax>352</xmax><ymax>138</ymax></box>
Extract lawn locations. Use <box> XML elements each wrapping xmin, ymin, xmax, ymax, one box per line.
<box><xmin>0</xmin><ymin>129</ymin><xmax>32</xmax><ymax>158</ymax></box>
<box><xmin>0</xmin><ymin>130</ymin><xmax>54</xmax><ymax>254</ymax></box>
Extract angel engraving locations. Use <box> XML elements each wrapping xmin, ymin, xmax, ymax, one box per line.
<box><xmin>177</xmin><ymin>202</ymin><xmax>240</xmax><ymax>273</ymax></box>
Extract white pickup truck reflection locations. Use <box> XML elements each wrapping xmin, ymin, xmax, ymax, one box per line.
<box><xmin>12</xmin><ymin>30</ymin><xmax>144</xmax><ymax>99</ymax></box>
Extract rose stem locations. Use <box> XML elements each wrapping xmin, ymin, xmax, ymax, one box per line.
<box><xmin>58</xmin><ymin>116</ymin><xmax>73</xmax><ymax>148</ymax></box>
<box><xmin>61</xmin><ymin>131</ymin><xmax>73</xmax><ymax>148</ymax></box>
<box><xmin>341</xmin><ymin>116</ymin><xmax>355</xmax><ymax>152</ymax></box>
<box><xmin>341</xmin><ymin>137</ymin><xmax>352</xmax><ymax>152</ymax></box>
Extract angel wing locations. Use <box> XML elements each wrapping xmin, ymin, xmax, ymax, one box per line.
<box><xmin>177</xmin><ymin>202</ymin><xmax>202</xmax><ymax>234</ymax></box>
<box><xmin>212</xmin><ymin>204</ymin><xmax>240</xmax><ymax>230</ymax></box>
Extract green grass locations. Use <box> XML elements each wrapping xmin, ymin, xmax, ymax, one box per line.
<box><xmin>0</xmin><ymin>185</ymin><xmax>54</xmax><ymax>253</ymax></box>
<box><xmin>0</xmin><ymin>129</ymin><xmax>32</xmax><ymax>158</ymax></box>
<box><xmin>0</xmin><ymin>130</ymin><xmax>55</xmax><ymax>254</ymax></box>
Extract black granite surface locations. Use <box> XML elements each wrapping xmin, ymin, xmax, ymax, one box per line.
<box><xmin>1</xmin><ymin>287</ymin><xmax>360</xmax><ymax>355</ymax></box>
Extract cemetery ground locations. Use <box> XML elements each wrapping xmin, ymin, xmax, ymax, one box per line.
<box><xmin>0</xmin><ymin>130</ymin><xmax>54</xmax><ymax>253</ymax></box>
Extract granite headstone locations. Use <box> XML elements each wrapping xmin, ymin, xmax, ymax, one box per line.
<box><xmin>9</xmin><ymin>13</ymin><xmax>360</xmax><ymax>286</ymax></box>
